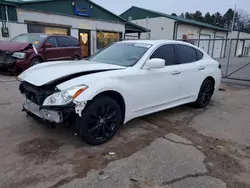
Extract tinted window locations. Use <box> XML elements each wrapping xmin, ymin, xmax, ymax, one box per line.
<box><xmin>150</xmin><ymin>44</ymin><xmax>175</xmax><ymax>66</ymax></box>
<box><xmin>57</xmin><ymin>37</ymin><xmax>70</xmax><ymax>47</ymax></box>
<box><xmin>70</xmin><ymin>38</ymin><xmax>80</xmax><ymax>46</ymax></box>
<box><xmin>46</xmin><ymin>37</ymin><xmax>58</xmax><ymax>47</ymax></box>
<box><xmin>177</xmin><ymin>44</ymin><xmax>197</xmax><ymax>64</ymax></box>
<box><xmin>196</xmin><ymin>49</ymin><xmax>203</xmax><ymax>60</ymax></box>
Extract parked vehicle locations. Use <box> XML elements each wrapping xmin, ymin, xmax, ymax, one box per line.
<box><xmin>18</xmin><ymin>40</ymin><xmax>221</xmax><ymax>145</ymax></box>
<box><xmin>0</xmin><ymin>33</ymin><xmax>82</xmax><ymax>75</ymax></box>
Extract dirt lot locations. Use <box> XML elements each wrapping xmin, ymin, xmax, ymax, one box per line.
<box><xmin>0</xmin><ymin>74</ymin><xmax>249</xmax><ymax>188</ymax></box>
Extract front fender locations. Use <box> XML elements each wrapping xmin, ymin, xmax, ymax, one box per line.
<box><xmin>72</xmin><ymin>79</ymin><xmax>130</xmax><ymax>119</ymax></box>
<box><xmin>73</xmin><ymin>79</ymin><xmax>128</xmax><ymax>103</ymax></box>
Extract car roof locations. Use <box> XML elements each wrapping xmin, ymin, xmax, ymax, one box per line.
<box><xmin>19</xmin><ymin>33</ymin><xmax>71</xmax><ymax>37</ymax></box>
<box><xmin>119</xmin><ymin>40</ymin><xmax>196</xmax><ymax>46</ymax></box>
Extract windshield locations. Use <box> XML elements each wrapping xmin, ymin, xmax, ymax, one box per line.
<box><xmin>11</xmin><ymin>34</ymin><xmax>47</xmax><ymax>47</ymax></box>
<box><xmin>89</xmin><ymin>42</ymin><xmax>151</xmax><ymax>67</ymax></box>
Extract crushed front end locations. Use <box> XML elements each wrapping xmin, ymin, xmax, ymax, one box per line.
<box><xmin>19</xmin><ymin>82</ymin><xmax>75</xmax><ymax>123</ymax></box>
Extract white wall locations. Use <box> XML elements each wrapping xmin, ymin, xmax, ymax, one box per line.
<box><xmin>132</xmin><ymin>17</ymin><xmax>175</xmax><ymax>40</ymax></box>
<box><xmin>70</xmin><ymin>28</ymin><xmax>78</xmax><ymax>39</ymax></box>
<box><xmin>0</xmin><ymin>22</ymin><xmax>27</xmax><ymax>41</ymax></box>
<box><xmin>17</xmin><ymin>9</ymin><xmax>125</xmax><ymax>34</ymax></box>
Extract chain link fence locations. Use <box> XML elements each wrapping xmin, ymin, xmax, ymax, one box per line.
<box><xmin>91</xmin><ymin>36</ymin><xmax>250</xmax><ymax>81</ymax></box>
<box><xmin>186</xmin><ymin>38</ymin><xmax>250</xmax><ymax>81</ymax></box>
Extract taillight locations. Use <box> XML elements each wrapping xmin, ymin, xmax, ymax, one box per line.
<box><xmin>218</xmin><ymin>64</ymin><xmax>221</xmax><ymax>69</ymax></box>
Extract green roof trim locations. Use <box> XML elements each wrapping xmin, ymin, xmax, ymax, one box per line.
<box><xmin>121</xmin><ymin>6</ymin><xmax>228</xmax><ymax>32</ymax></box>
<box><xmin>0</xmin><ymin>0</ymin><xmax>17</xmax><ymax>6</ymax></box>
<box><xmin>125</xmin><ymin>21</ymin><xmax>150</xmax><ymax>32</ymax></box>
<box><xmin>15</xmin><ymin>0</ymin><xmax>149</xmax><ymax>32</ymax></box>
<box><xmin>18</xmin><ymin>0</ymin><xmax>126</xmax><ymax>23</ymax></box>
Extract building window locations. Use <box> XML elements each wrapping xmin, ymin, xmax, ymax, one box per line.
<box><xmin>28</xmin><ymin>24</ymin><xmax>69</xmax><ymax>35</ymax></box>
<box><xmin>96</xmin><ymin>31</ymin><xmax>121</xmax><ymax>50</ymax></box>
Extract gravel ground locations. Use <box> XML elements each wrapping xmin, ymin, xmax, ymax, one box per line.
<box><xmin>0</xmin><ymin>74</ymin><xmax>249</xmax><ymax>188</ymax></box>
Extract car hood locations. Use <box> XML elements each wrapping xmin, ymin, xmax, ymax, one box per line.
<box><xmin>0</xmin><ymin>40</ymin><xmax>31</xmax><ymax>52</ymax></box>
<box><xmin>18</xmin><ymin>60</ymin><xmax>126</xmax><ymax>86</ymax></box>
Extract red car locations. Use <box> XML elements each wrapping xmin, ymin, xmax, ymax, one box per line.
<box><xmin>0</xmin><ymin>33</ymin><xmax>83</xmax><ymax>75</ymax></box>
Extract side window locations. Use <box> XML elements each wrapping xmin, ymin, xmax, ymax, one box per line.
<box><xmin>70</xmin><ymin>38</ymin><xmax>80</xmax><ymax>47</ymax></box>
<box><xmin>45</xmin><ymin>37</ymin><xmax>58</xmax><ymax>47</ymax></box>
<box><xmin>150</xmin><ymin>44</ymin><xmax>175</xmax><ymax>66</ymax></box>
<box><xmin>177</xmin><ymin>44</ymin><xmax>197</xmax><ymax>64</ymax></box>
<box><xmin>196</xmin><ymin>49</ymin><xmax>204</xmax><ymax>60</ymax></box>
<box><xmin>57</xmin><ymin>37</ymin><xmax>70</xmax><ymax>47</ymax></box>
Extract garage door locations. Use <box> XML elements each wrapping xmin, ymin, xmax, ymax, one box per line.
<box><xmin>213</xmin><ymin>37</ymin><xmax>223</xmax><ymax>59</ymax></box>
<box><xmin>236</xmin><ymin>40</ymin><xmax>244</xmax><ymax>57</ymax></box>
<box><xmin>199</xmin><ymin>35</ymin><xmax>210</xmax><ymax>54</ymax></box>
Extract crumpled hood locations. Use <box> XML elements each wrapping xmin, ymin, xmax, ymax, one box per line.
<box><xmin>0</xmin><ymin>40</ymin><xmax>31</xmax><ymax>52</ymax></box>
<box><xmin>18</xmin><ymin>60</ymin><xmax>126</xmax><ymax>86</ymax></box>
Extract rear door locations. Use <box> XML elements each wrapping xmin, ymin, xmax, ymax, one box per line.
<box><xmin>44</xmin><ymin>37</ymin><xmax>61</xmax><ymax>61</ymax></box>
<box><xmin>175</xmin><ymin>44</ymin><xmax>203</xmax><ymax>100</ymax></box>
<box><xmin>69</xmin><ymin>37</ymin><xmax>81</xmax><ymax>59</ymax></box>
<box><xmin>57</xmin><ymin>36</ymin><xmax>72</xmax><ymax>60</ymax></box>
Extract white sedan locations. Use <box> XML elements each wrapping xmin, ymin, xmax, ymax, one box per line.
<box><xmin>18</xmin><ymin>40</ymin><xmax>221</xmax><ymax>145</ymax></box>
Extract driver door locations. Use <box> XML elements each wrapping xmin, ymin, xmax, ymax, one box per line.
<box><xmin>131</xmin><ymin>44</ymin><xmax>182</xmax><ymax>116</ymax></box>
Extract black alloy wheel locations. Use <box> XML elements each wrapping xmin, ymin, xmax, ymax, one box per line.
<box><xmin>78</xmin><ymin>96</ymin><xmax>122</xmax><ymax>145</ymax></box>
<box><xmin>194</xmin><ymin>79</ymin><xmax>214</xmax><ymax>108</ymax></box>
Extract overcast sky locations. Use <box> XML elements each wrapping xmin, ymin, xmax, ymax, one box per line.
<box><xmin>92</xmin><ymin>0</ymin><xmax>250</xmax><ymax>16</ymax></box>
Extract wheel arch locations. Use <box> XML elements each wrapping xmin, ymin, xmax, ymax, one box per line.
<box><xmin>92</xmin><ymin>90</ymin><xmax>126</xmax><ymax>124</ymax></box>
<box><xmin>30</xmin><ymin>55</ymin><xmax>44</xmax><ymax>62</ymax></box>
<box><xmin>204</xmin><ymin>76</ymin><xmax>215</xmax><ymax>87</ymax></box>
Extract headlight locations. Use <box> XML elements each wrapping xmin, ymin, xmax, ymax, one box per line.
<box><xmin>43</xmin><ymin>85</ymin><xmax>88</xmax><ymax>106</ymax></box>
<box><xmin>12</xmin><ymin>52</ymin><xmax>26</xmax><ymax>59</ymax></box>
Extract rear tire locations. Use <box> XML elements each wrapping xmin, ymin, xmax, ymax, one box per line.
<box><xmin>74</xmin><ymin>55</ymin><xmax>80</xmax><ymax>60</ymax></box>
<box><xmin>194</xmin><ymin>79</ymin><xmax>214</xmax><ymax>108</ymax></box>
<box><xmin>77</xmin><ymin>96</ymin><xmax>122</xmax><ymax>145</ymax></box>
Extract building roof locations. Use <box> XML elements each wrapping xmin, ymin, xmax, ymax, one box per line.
<box><xmin>120</xmin><ymin>6</ymin><xmax>228</xmax><ymax>32</ymax></box>
<box><xmin>4</xmin><ymin>0</ymin><xmax>149</xmax><ymax>33</ymax></box>
<box><xmin>0</xmin><ymin>0</ymin><xmax>18</xmax><ymax>6</ymax></box>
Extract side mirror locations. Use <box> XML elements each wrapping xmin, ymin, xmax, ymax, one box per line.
<box><xmin>144</xmin><ymin>58</ymin><xmax>165</xmax><ymax>70</ymax></box>
<box><xmin>44</xmin><ymin>43</ymin><xmax>52</xmax><ymax>48</ymax></box>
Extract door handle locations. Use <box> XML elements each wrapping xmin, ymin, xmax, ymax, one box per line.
<box><xmin>172</xmin><ymin>70</ymin><xmax>181</xmax><ymax>75</ymax></box>
<box><xmin>198</xmin><ymin>67</ymin><xmax>205</xmax><ymax>70</ymax></box>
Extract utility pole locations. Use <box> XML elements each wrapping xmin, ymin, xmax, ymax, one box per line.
<box><xmin>225</xmin><ymin>4</ymin><xmax>237</xmax><ymax>77</ymax></box>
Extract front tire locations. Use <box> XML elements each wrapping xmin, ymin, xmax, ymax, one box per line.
<box><xmin>194</xmin><ymin>79</ymin><xmax>214</xmax><ymax>108</ymax></box>
<box><xmin>31</xmin><ymin>57</ymin><xmax>42</xmax><ymax>66</ymax></box>
<box><xmin>77</xmin><ymin>96</ymin><xmax>122</xmax><ymax>145</ymax></box>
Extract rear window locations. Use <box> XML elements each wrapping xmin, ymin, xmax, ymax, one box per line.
<box><xmin>57</xmin><ymin>37</ymin><xmax>70</xmax><ymax>47</ymax></box>
<box><xmin>176</xmin><ymin>44</ymin><xmax>197</xmax><ymax>64</ymax></box>
<box><xmin>196</xmin><ymin>49</ymin><xmax>204</xmax><ymax>60</ymax></box>
<box><xmin>70</xmin><ymin>38</ymin><xmax>80</xmax><ymax>46</ymax></box>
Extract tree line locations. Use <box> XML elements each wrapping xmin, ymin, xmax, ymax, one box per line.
<box><xmin>171</xmin><ymin>9</ymin><xmax>250</xmax><ymax>33</ymax></box>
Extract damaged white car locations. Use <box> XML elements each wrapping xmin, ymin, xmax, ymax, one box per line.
<box><xmin>18</xmin><ymin>40</ymin><xmax>221</xmax><ymax>145</ymax></box>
